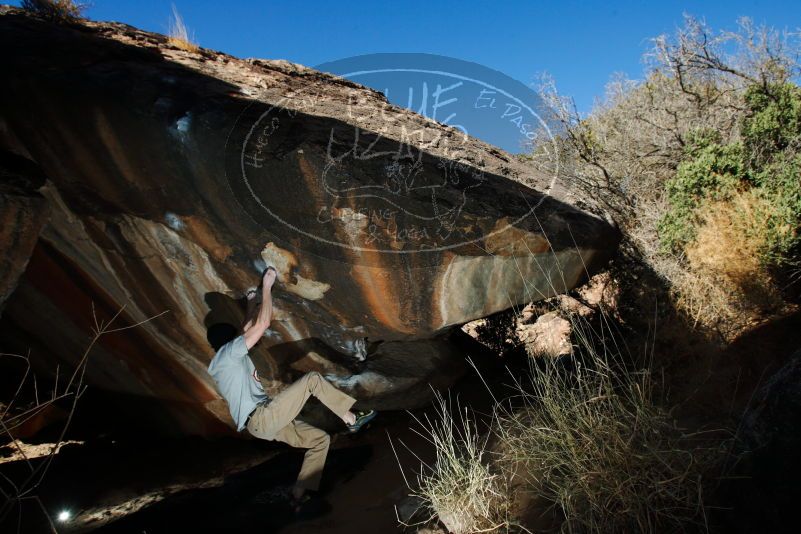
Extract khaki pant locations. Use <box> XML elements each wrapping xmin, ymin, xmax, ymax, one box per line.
<box><xmin>246</xmin><ymin>371</ymin><xmax>356</xmax><ymax>492</ymax></box>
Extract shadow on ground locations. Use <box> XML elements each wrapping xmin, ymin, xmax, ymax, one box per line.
<box><xmin>96</xmin><ymin>442</ymin><xmax>374</xmax><ymax>533</ymax></box>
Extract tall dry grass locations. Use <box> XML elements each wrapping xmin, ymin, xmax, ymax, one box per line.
<box><xmin>492</xmin><ymin>315</ymin><xmax>729</xmax><ymax>533</ymax></box>
<box><xmin>167</xmin><ymin>4</ymin><xmax>199</xmax><ymax>53</ymax></box>
<box><xmin>395</xmin><ymin>311</ymin><xmax>730</xmax><ymax>533</ymax></box>
<box><xmin>686</xmin><ymin>194</ymin><xmax>782</xmax><ymax>315</ymax></box>
<box><xmin>395</xmin><ymin>392</ymin><xmax>512</xmax><ymax>534</ymax></box>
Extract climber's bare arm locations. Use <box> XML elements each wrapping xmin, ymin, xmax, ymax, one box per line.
<box><xmin>243</xmin><ymin>268</ymin><xmax>276</xmax><ymax>350</ymax></box>
<box><xmin>242</xmin><ymin>289</ymin><xmax>259</xmax><ymax>332</ymax></box>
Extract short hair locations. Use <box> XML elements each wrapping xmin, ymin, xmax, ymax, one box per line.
<box><xmin>207</xmin><ymin>323</ymin><xmax>239</xmax><ymax>351</ymax></box>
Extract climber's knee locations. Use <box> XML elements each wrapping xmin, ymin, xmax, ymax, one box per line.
<box><xmin>313</xmin><ymin>431</ymin><xmax>331</xmax><ymax>451</ymax></box>
<box><xmin>305</xmin><ymin>371</ymin><xmax>322</xmax><ymax>390</ymax></box>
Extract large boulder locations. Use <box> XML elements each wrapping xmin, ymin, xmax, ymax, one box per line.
<box><xmin>0</xmin><ymin>151</ymin><xmax>48</xmax><ymax>314</ymax></box>
<box><xmin>0</xmin><ymin>8</ymin><xmax>619</xmax><ymax>434</ymax></box>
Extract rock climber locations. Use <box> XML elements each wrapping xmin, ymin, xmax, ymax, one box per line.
<box><xmin>206</xmin><ymin>267</ymin><xmax>376</xmax><ymax>510</ymax></box>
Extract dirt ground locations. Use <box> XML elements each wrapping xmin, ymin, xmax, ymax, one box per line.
<box><xmin>92</xmin><ymin>364</ymin><xmax>505</xmax><ymax>534</ymax></box>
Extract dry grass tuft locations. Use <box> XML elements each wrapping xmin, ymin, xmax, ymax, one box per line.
<box><xmin>629</xmin><ymin>194</ymin><xmax>780</xmax><ymax>339</ymax></box>
<box><xmin>167</xmin><ymin>4</ymin><xmax>199</xmax><ymax>53</ymax></box>
<box><xmin>399</xmin><ymin>392</ymin><xmax>511</xmax><ymax>534</ymax></box>
<box><xmin>686</xmin><ymin>194</ymin><xmax>782</xmax><ymax>313</ymax></box>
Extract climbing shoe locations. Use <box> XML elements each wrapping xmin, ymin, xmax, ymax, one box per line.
<box><xmin>347</xmin><ymin>409</ymin><xmax>377</xmax><ymax>433</ymax></box>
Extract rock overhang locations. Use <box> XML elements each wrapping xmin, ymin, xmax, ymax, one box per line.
<box><xmin>0</xmin><ymin>7</ymin><xmax>620</xmax><ymax>434</ymax></box>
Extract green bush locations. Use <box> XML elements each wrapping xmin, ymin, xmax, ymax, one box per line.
<box><xmin>658</xmin><ymin>140</ymin><xmax>747</xmax><ymax>252</ymax></box>
<box><xmin>742</xmin><ymin>83</ymin><xmax>801</xmax><ymax>165</ymax></box>
<box><xmin>659</xmin><ymin>82</ymin><xmax>801</xmax><ymax>267</ymax></box>
<box><xmin>753</xmin><ymin>152</ymin><xmax>801</xmax><ymax>265</ymax></box>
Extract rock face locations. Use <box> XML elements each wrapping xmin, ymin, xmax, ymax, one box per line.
<box><xmin>0</xmin><ymin>151</ymin><xmax>48</xmax><ymax>313</ymax></box>
<box><xmin>516</xmin><ymin>309</ymin><xmax>573</xmax><ymax>358</ymax></box>
<box><xmin>0</xmin><ymin>8</ymin><xmax>619</xmax><ymax>434</ymax></box>
<box><xmin>729</xmin><ymin>349</ymin><xmax>801</xmax><ymax>532</ymax></box>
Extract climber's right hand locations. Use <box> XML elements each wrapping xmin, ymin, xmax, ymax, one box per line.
<box><xmin>263</xmin><ymin>266</ymin><xmax>277</xmax><ymax>288</ymax></box>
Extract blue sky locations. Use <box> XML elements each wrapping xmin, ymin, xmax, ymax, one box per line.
<box><xmin>12</xmin><ymin>0</ymin><xmax>799</xmax><ymax>115</ymax></box>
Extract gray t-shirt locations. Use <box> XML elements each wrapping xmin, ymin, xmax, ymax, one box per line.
<box><xmin>207</xmin><ymin>335</ymin><xmax>268</xmax><ymax>431</ymax></box>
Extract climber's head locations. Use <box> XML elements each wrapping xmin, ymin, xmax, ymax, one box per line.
<box><xmin>207</xmin><ymin>323</ymin><xmax>239</xmax><ymax>351</ymax></box>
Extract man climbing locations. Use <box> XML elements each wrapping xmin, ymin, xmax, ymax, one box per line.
<box><xmin>206</xmin><ymin>267</ymin><xmax>376</xmax><ymax>510</ymax></box>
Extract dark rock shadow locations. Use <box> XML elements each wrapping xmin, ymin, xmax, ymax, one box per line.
<box><xmin>94</xmin><ymin>444</ymin><xmax>374</xmax><ymax>534</ymax></box>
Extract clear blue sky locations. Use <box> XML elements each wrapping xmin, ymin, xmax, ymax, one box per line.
<box><xmin>12</xmin><ymin>0</ymin><xmax>800</xmax><ymax>114</ymax></box>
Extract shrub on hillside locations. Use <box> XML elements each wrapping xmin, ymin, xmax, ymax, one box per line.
<box><xmin>21</xmin><ymin>0</ymin><xmax>86</xmax><ymax>21</ymax></box>
<box><xmin>742</xmin><ymin>82</ymin><xmax>801</xmax><ymax>165</ymax></box>
<box><xmin>659</xmin><ymin>139</ymin><xmax>747</xmax><ymax>252</ymax></box>
<box><xmin>660</xmin><ymin>82</ymin><xmax>801</xmax><ymax>271</ymax></box>
<box><xmin>530</xmin><ymin>17</ymin><xmax>800</xmax><ymax>336</ymax></box>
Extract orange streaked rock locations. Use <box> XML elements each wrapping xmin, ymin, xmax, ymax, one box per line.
<box><xmin>0</xmin><ymin>8</ymin><xmax>619</xmax><ymax>435</ymax></box>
